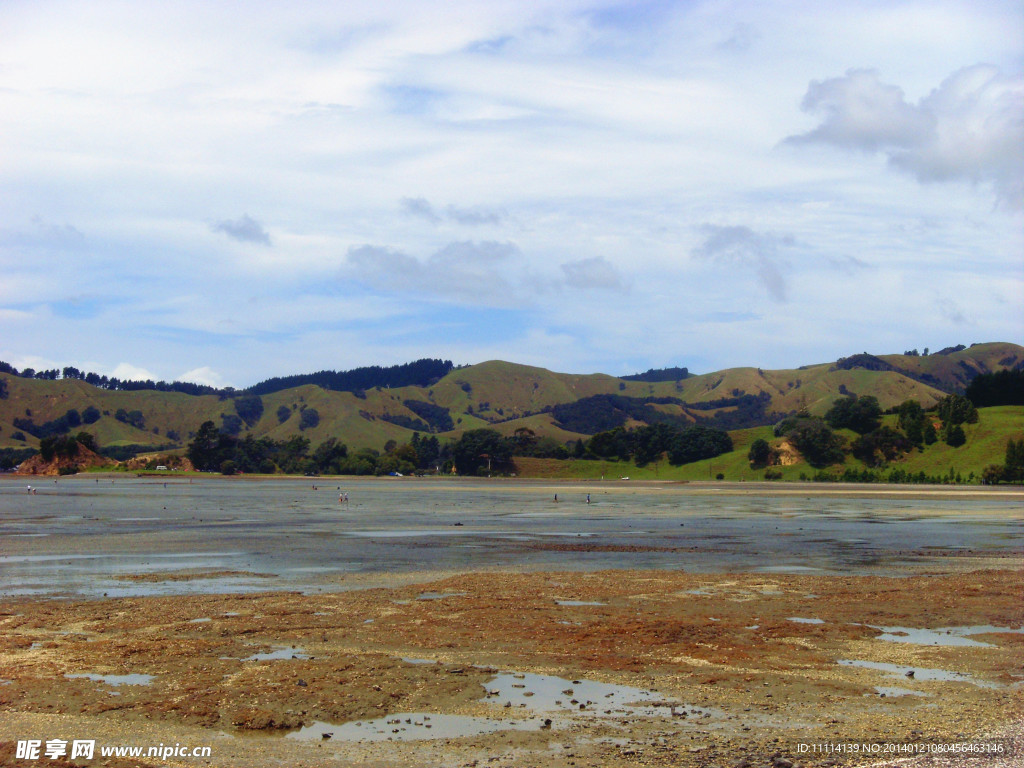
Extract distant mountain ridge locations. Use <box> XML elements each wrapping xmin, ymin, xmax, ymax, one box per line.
<box><xmin>1</xmin><ymin>342</ymin><xmax>1021</xmax><ymax>456</ymax></box>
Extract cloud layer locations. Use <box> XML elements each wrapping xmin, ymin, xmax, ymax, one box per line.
<box><xmin>788</xmin><ymin>65</ymin><xmax>1024</xmax><ymax>208</ymax></box>
<box><xmin>0</xmin><ymin>1</ymin><xmax>1020</xmax><ymax>385</ymax></box>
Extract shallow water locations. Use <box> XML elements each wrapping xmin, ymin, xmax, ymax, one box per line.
<box><xmin>837</xmin><ymin>659</ymin><xmax>998</xmax><ymax>689</ymax></box>
<box><xmin>1</xmin><ymin>476</ymin><xmax>1020</xmax><ymax>597</ymax></box>
<box><xmin>869</xmin><ymin>624</ymin><xmax>1024</xmax><ymax>647</ymax></box>
<box><xmin>65</xmin><ymin>673</ymin><xmax>154</xmax><ymax>686</ymax></box>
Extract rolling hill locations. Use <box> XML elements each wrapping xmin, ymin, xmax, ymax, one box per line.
<box><xmin>1</xmin><ymin>343</ymin><xmax>1021</xmax><ymax>468</ymax></box>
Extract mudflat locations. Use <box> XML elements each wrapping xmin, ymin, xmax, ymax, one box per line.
<box><xmin>0</xmin><ymin>477</ymin><xmax>1021</xmax><ymax>767</ymax></box>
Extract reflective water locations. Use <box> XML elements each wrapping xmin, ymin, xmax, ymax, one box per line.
<box><xmin>241</xmin><ymin>646</ymin><xmax>309</xmax><ymax>661</ymax></box>
<box><xmin>65</xmin><ymin>673</ymin><xmax>154</xmax><ymax>686</ymax></box>
<box><xmin>869</xmin><ymin>624</ymin><xmax>1024</xmax><ymax>647</ymax></box>
<box><xmin>837</xmin><ymin>659</ymin><xmax>998</xmax><ymax>688</ymax></box>
<box><xmin>1</xmin><ymin>476</ymin><xmax>1020</xmax><ymax>597</ymax></box>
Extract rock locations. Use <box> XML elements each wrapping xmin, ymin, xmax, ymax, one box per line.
<box><xmin>905</xmin><ymin>670</ymin><xmax>915</xmax><ymax>678</ymax></box>
<box><xmin>774</xmin><ymin>758</ymin><xmax>793</xmax><ymax>768</ymax></box>
<box><xmin>297</xmin><ymin>679</ymin><xmax>307</xmax><ymax>687</ymax></box>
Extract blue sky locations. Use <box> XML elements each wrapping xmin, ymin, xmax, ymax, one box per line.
<box><xmin>1</xmin><ymin>0</ymin><xmax>1021</xmax><ymax>387</ymax></box>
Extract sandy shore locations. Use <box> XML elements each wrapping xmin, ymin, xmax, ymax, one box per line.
<box><xmin>2</xmin><ymin>562</ymin><xmax>1021</xmax><ymax>768</ymax></box>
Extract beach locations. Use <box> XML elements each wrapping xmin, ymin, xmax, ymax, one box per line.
<box><xmin>0</xmin><ymin>477</ymin><xmax>1021</xmax><ymax>766</ymax></box>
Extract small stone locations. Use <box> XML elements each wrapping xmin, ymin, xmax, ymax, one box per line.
<box><xmin>296</xmin><ymin>679</ymin><xmax>307</xmax><ymax>687</ymax></box>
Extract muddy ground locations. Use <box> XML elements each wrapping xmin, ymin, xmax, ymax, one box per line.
<box><xmin>1</xmin><ymin>562</ymin><xmax>1021</xmax><ymax>768</ymax></box>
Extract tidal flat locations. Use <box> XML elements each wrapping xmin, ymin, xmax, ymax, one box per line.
<box><xmin>0</xmin><ymin>476</ymin><xmax>1021</xmax><ymax>767</ymax></box>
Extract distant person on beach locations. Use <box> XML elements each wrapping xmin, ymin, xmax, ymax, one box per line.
<box><xmin>586</xmin><ymin>493</ymin><xmax>591</xmax><ymax>504</ymax></box>
<box><xmin>554</xmin><ymin>493</ymin><xmax>558</xmax><ymax>502</ymax></box>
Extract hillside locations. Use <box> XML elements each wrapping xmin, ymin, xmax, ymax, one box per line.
<box><xmin>1</xmin><ymin>342</ymin><xmax>1021</xmax><ymax>462</ymax></box>
<box><xmin>512</xmin><ymin>405</ymin><xmax>1024</xmax><ymax>484</ymax></box>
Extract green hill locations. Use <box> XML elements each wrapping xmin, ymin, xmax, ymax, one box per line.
<box><xmin>1</xmin><ymin>343</ymin><xmax>1021</xmax><ymax>478</ymax></box>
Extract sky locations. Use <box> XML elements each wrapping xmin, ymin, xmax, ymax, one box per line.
<box><xmin>1</xmin><ymin>0</ymin><xmax>1022</xmax><ymax>388</ymax></box>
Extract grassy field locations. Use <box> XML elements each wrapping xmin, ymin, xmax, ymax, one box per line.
<box><xmin>513</xmin><ymin>406</ymin><xmax>1023</xmax><ymax>483</ymax></box>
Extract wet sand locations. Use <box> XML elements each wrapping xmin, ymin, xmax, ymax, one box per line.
<box><xmin>0</xmin><ymin>478</ymin><xmax>1021</xmax><ymax>766</ymax></box>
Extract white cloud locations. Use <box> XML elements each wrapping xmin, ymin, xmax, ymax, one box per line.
<box><xmin>110</xmin><ymin>363</ymin><xmax>158</xmax><ymax>382</ymax></box>
<box><xmin>787</xmin><ymin>65</ymin><xmax>1024</xmax><ymax>208</ymax></box>
<box><xmin>177</xmin><ymin>366</ymin><xmax>227</xmax><ymax>388</ymax></box>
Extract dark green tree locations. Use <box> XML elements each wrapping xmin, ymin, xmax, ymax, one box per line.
<box><xmin>850</xmin><ymin>427</ymin><xmax>911</xmax><ymax>467</ymax></box>
<box><xmin>188</xmin><ymin>420</ymin><xmax>228</xmax><ymax>471</ymax></box>
<box><xmin>276</xmin><ymin>405</ymin><xmax>291</xmax><ymax>424</ymax></box>
<box><xmin>778</xmin><ymin>417</ymin><xmax>846</xmax><ymax>468</ymax></box>
<box><xmin>452</xmin><ymin>429</ymin><xmax>512</xmax><ymax>475</ymax></box>
<box><xmin>233</xmin><ymin>395</ymin><xmax>264</xmax><ymax>427</ymax></box>
<box><xmin>220</xmin><ymin>414</ymin><xmax>244</xmax><ymax>436</ymax></box>
<box><xmin>748</xmin><ymin>438</ymin><xmax>772</xmax><ymax>468</ymax></box>
<box><xmin>896</xmin><ymin>400</ymin><xmax>926</xmax><ymax>445</ymax></box>
<box><xmin>299</xmin><ymin>408</ymin><xmax>320</xmax><ymax>431</ymax></box>
<box><xmin>1003</xmin><ymin>438</ymin><xmax>1024</xmax><ymax>483</ymax></box>
<box><xmin>936</xmin><ymin>394</ymin><xmax>978</xmax><ymax>427</ymax></box>
<box><xmin>82</xmin><ymin>405</ymin><xmax>101</xmax><ymax>424</ymax></box>
<box><xmin>944</xmin><ymin>424</ymin><xmax>966</xmax><ymax>448</ymax></box>
<box><xmin>312</xmin><ymin>438</ymin><xmax>349</xmax><ymax>474</ymax></box>
<box><xmin>825</xmin><ymin>395</ymin><xmax>882</xmax><ymax>434</ymax></box>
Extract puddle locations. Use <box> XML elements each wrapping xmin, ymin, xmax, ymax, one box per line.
<box><xmin>242</xmin><ymin>647</ymin><xmax>309</xmax><ymax>661</ymax></box>
<box><xmin>417</xmin><ymin>592</ymin><xmax>466</xmax><ymax>600</ymax></box>
<box><xmin>65</xmin><ymin>673</ymin><xmax>154</xmax><ymax>686</ymax></box>
<box><xmin>837</xmin><ymin>660</ymin><xmax>998</xmax><ymax>689</ymax></box>
<box><xmin>869</xmin><ymin>625</ymin><xmax>1024</xmax><ymax>648</ymax></box>
<box><xmin>483</xmin><ymin>671</ymin><xmax>716</xmax><ymax>720</ymax></box>
<box><xmin>401</xmin><ymin>658</ymin><xmax>437</xmax><ymax>665</ymax></box>
<box><xmin>555</xmin><ymin>600</ymin><xmax>606</xmax><ymax>606</ymax></box>
<box><xmin>787</xmin><ymin>617</ymin><xmax>824</xmax><ymax>624</ymax></box>
<box><xmin>286</xmin><ymin>713</ymin><xmax>540</xmax><ymax>742</ymax></box>
<box><xmin>874</xmin><ymin>686</ymin><xmax>931</xmax><ymax>697</ymax></box>
<box><xmin>189</xmin><ymin>617</ymin><xmax>212</xmax><ymax>623</ymax></box>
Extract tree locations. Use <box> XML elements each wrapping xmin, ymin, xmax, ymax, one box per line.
<box><xmin>276</xmin><ymin>405</ymin><xmax>291</xmax><ymax>424</ymax></box>
<box><xmin>982</xmin><ymin>464</ymin><xmax>1005</xmax><ymax>485</ymax></box>
<box><xmin>188</xmin><ymin>421</ymin><xmax>227</xmax><ymax>471</ymax></box>
<box><xmin>896</xmin><ymin>400</ymin><xmax>926</xmax><ymax>445</ymax></box>
<box><xmin>233</xmin><ymin>395</ymin><xmax>264</xmax><ymax>427</ymax></box>
<box><xmin>666</xmin><ymin>425</ymin><xmax>733</xmax><ymax>466</ymax></box>
<box><xmin>748</xmin><ymin>438</ymin><xmax>772</xmax><ymax>468</ymax></box>
<box><xmin>965</xmin><ymin>370</ymin><xmax>1024</xmax><ymax>407</ymax></box>
<box><xmin>82</xmin><ymin>405</ymin><xmax>101</xmax><ymax>424</ymax></box>
<box><xmin>452</xmin><ymin>429</ymin><xmax>512</xmax><ymax>475</ymax></box>
<box><xmin>0</xmin><ymin>378</ymin><xmax>7</xmax><ymax>399</ymax></box>
<box><xmin>850</xmin><ymin>427</ymin><xmax>911</xmax><ymax>467</ymax></box>
<box><xmin>824</xmin><ymin>395</ymin><xmax>882</xmax><ymax>435</ymax></box>
<box><xmin>936</xmin><ymin>394</ymin><xmax>978</xmax><ymax>427</ymax></box>
<box><xmin>75</xmin><ymin>432</ymin><xmax>97</xmax><ymax>452</ymax></box>
<box><xmin>944</xmin><ymin>424</ymin><xmax>966</xmax><ymax>448</ymax></box>
<box><xmin>778</xmin><ymin>417</ymin><xmax>846</xmax><ymax>468</ymax></box>
<box><xmin>312</xmin><ymin>438</ymin><xmax>348</xmax><ymax>474</ymax></box>
<box><xmin>1004</xmin><ymin>438</ymin><xmax>1024</xmax><ymax>483</ymax></box>
<box><xmin>298</xmin><ymin>408</ymin><xmax>320</xmax><ymax>431</ymax></box>
<box><xmin>219</xmin><ymin>414</ymin><xmax>244</xmax><ymax>436</ymax></box>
